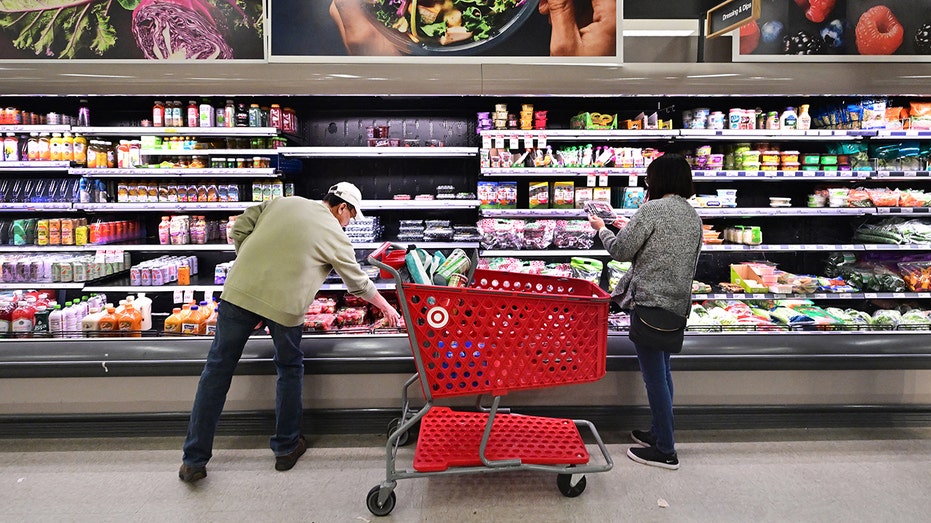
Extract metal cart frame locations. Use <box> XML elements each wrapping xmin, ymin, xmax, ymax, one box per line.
<box><xmin>366</xmin><ymin>242</ymin><xmax>614</xmax><ymax>517</ymax></box>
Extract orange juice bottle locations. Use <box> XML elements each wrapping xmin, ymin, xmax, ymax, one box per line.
<box><xmin>117</xmin><ymin>303</ymin><xmax>142</xmax><ymax>337</ymax></box>
<box><xmin>164</xmin><ymin>307</ymin><xmax>183</xmax><ymax>334</ymax></box>
<box><xmin>205</xmin><ymin>307</ymin><xmax>218</xmax><ymax>336</ymax></box>
<box><xmin>98</xmin><ymin>306</ymin><xmax>119</xmax><ymax>336</ymax></box>
<box><xmin>181</xmin><ymin>305</ymin><xmax>203</xmax><ymax>335</ymax></box>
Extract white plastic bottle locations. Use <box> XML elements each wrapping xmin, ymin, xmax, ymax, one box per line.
<box><xmin>81</xmin><ymin>306</ymin><xmax>105</xmax><ymax>337</ymax></box>
<box><xmin>134</xmin><ymin>292</ymin><xmax>153</xmax><ymax>331</ymax></box>
<box><xmin>48</xmin><ymin>304</ymin><xmax>64</xmax><ymax>338</ymax></box>
<box><xmin>797</xmin><ymin>104</ymin><xmax>812</xmax><ymax>130</ymax></box>
<box><xmin>780</xmin><ymin>107</ymin><xmax>798</xmax><ymax>130</ymax></box>
<box><xmin>62</xmin><ymin>302</ymin><xmax>78</xmax><ymax>338</ymax></box>
<box><xmin>158</xmin><ymin>216</ymin><xmax>171</xmax><ymax>245</ymax></box>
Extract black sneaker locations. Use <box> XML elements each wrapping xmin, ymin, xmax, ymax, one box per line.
<box><xmin>274</xmin><ymin>435</ymin><xmax>307</xmax><ymax>471</ymax></box>
<box><xmin>630</xmin><ymin>429</ymin><xmax>656</xmax><ymax>447</ymax></box>
<box><xmin>178</xmin><ymin>463</ymin><xmax>207</xmax><ymax>483</ymax></box>
<box><xmin>627</xmin><ymin>446</ymin><xmax>679</xmax><ymax>470</ymax></box>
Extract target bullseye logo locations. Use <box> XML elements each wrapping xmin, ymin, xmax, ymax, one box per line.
<box><xmin>427</xmin><ymin>306</ymin><xmax>449</xmax><ymax>328</ymax></box>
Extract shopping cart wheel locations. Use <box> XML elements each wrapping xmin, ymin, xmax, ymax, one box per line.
<box><xmin>387</xmin><ymin>417</ymin><xmax>414</xmax><ymax>446</ymax></box>
<box><xmin>556</xmin><ymin>473</ymin><xmax>587</xmax><ymax>498</ymax></box>
<box><xmin>366</xmin><ymin>485</ymin><xmax>397</xmax><ymax>517</ymax></box>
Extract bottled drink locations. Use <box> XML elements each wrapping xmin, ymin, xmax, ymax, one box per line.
<box><xmin>164</xmin><ymin>307</ymin><xmax>183</xmax><ymax>334</ymax></box>
<box><xmin>248</xmin><ymin>103</ymin><xmax>261</xmax><ymax>127</ymax></box>
<box><xmin>49</xmin><ymin>133</ymin><xmax>63</xmax><ymax>161</ymax></box>
<box><xmin>226</xmin><ymin>215</ymin><xmax>237</xmax><ymax>244</ymax></box>
<box><xmin>3</xmin><ymin>134</ymin><xmax>19</xmax><ymax>161</ymax></box>
<box><xmin>269</xmin><ymin>104</ymin><xmax>282</xmax><ymax>130</ymax></box>
<box><xmin>199</xmin><ymin>99</ymin><xmax>213</xmax><ymax>127</ymax></box>
<box><xmin>26</xmin><ymin>133</ymin><xmax>39</xmax><ymax>161</ymax></box>
<box><xmin>98</xmin><ymin>306</ymin><xmax>119</xmax><ymax>336</ymax></box>
<box><xmin>224</xmin><ymin>100</ymin><xmax>235</xmax><ymax>128</ymax></box>
<box><xmin>235</xmin><ymin>103</ymin><xmax>249</xmax><ymax>127</ymax></box>
<box><xmin>118</xmin><ymin>303</ymin><xmax>143</xmax><ymax>337</ymax></box>
<box><xmin>81</xmin><ymin>306</ymin><xmax>105</xmax><ymax>337</ymax></box>
<box><xmin>12</xmin><ymin>300</ymin><xmax>36</xmax><ymax>337</ymax></box>
<box><xmin>0</xmin><ymin>299</ymin><xmax>15</xmax><ymax>334</ymax></box>
<box><xmin>61</xmin><ymin>132</ymin><xmax>74</xmax><ymax>162</ymax></box>
<box><xmin>73</xmin><ymin>133</ymin><xmax>87</xmax><ymax>165</ymax></box>
<box><xmin>158</xmin><ymin>215</ymin><xmax>171</xmax><ymax>245</ymax></box>
<box><xmin>153</xmin><ymin>101</ymin><xmax>165</xmax><ymax>127</ymax></box>
<box><xmin>48</xmin><ymin>304</ymin><xmax>63</xmax><ymax>337</ymax></box>
<box><xmin>77</xmin><ymin>98</ymin><xmax>90</xmax><ymax>127</ymax></box>
<box><xmin>187</xmin><ymin>100</ymin><xmax>199</xmax><ymax>127</ymax></box>
<box><xmin>181</xmin><ymin>305</ymin><xmax>203</xmax><ymax>335</ymax></box>
<box><xmin>134</xmin><ymin>293</ymin><xmax>153</xmax><ymax>331</ymax></box>
<box><xmin>33</xmin><ymin>305</ymin><xmax>50</xmax><ymax>336</ymax></box>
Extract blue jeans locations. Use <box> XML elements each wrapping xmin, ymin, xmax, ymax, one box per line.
<box><xmin>634</xmin><ymin>342</ymin><xmax>675</xmax><ymax>455</ymax></box>
<box><xmin>182</xmin><ymin>300</ymin><xmax>306</xmax><ymax>467</ymax></box>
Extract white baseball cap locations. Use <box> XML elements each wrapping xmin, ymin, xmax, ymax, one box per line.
<box><xmin>327</xmin><ymin>182</ymin><xmax>364</xmax><ymax>218</ymax></box>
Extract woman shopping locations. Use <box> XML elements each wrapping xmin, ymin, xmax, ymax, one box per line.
<box><xmin>588</xmin><ymin>153</ymin><xmax>702</xmax><ymax>470</ymax></box>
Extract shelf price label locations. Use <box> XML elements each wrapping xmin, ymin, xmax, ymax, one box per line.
<box><xmin>864</xmin><ymin>293</ymin><xmax>879</xmax><ymax>299</ymax></box>
<box><xmin>538</xmin><ymin>135</ymin><xmax>547</xmax><ymax>148</ymax></box>
<box><xmin>494</xmin><ymin>136</ymin><xmax>505</xmax><ymax>149</ymax></box>
<box><xmin>482</xmin><ymin>135</ymin><xmax>492</xmax><ymax>149</ymax></box>
<box><xmin>628</xmin><ymin>174</ymin><xmax>637</xmax><ymax>187</ymax></box>
<box><xmin>893</xmin><ymin>293</ymin><xmax>907</xmax><ymax>298</ymax></box>
<box><xmin>587</xmin><ymin>173</ymin><xmax>596</xmax><ymax>187</ymax></box>
<box><xmin>509</xmin><ymin>136</ymin><xmax>519</xmax><ymax>150</ymax></box>
<box><xmin>599</xmin><ymin>174</ymin><xmax>609</xmax><ymax>187</ymax></box>
<box><xmin>524</xmin><ymin>135</ymin><xmax>534</xmax><ymax>149</ymax></box>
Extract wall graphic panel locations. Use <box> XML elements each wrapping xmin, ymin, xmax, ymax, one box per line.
<box><xmin>0</xmin><ymin>0</ymin><xmax>264</xmax><ymax>59</ymax></box>
<box><xmin>270</xmin><ymin>0</ymin><xmax>622</xmax><ymax>63</ymax></box>
<box><xmin>734</xmin><ymin>0</ymin><xmax>931</xmax><ymax>62</ymax></box>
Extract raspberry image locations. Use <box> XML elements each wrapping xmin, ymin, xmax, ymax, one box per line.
<box><xmin>794</xmin><ymin>0</ymin><xmax>836</xmax><ymax>24</ymax></box>
<box><xmin>855</xmin><ymin>5</ymin><xmax>904</xmax><ymax>55</ymax></box>
<box><xmin>740</xmin><ymin>21</ymin><xmax>761</xmax><ymax>54</ymax></box>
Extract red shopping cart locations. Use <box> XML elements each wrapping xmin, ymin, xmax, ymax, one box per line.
<box><xmin>366</xmin><ymin>243</ymin><xmax>614</xmax><ymax>517</ymax></box>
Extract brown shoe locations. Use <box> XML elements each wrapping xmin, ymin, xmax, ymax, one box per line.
<box><xmin>274</xmin><ymin>435</ymin><xmax>307</xmax><ymax>471</ymax></box>
<box><xmin>179</xmin><ymin>463</ymin><xmax>207</xmax><ymax>482</ymax></box>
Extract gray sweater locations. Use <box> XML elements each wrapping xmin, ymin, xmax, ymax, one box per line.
<box><xmin>598</xmin><ymin>195</ymin><xmax>702</xmax><ymax>317</ymax></box>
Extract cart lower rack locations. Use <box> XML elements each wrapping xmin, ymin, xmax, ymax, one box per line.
<box><xmin>366</xmin><ymin>243</ymin><xmax>615</xmax><ymax>517</ymax></box>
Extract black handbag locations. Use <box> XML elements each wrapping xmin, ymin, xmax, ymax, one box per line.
<box><xmin>629</xmin><ymin>306</ymin><xmax>687</xmax><ymax>353</ymax></box>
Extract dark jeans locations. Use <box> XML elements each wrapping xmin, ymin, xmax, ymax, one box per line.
<box><xmin>634</xmin><ymin>342</ymin><xmax>675</xmax><ymax>455</ymax></box>
<box><xmin>182</xmin><ymin>300</ymin><xmax>305</xmax><ymax>467</ymax></box>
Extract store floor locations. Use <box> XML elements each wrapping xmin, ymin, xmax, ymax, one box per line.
<box><xmin>1</xmin><ymin>427</ymin><xmax>929</xmax><ymax>522</ymax></box>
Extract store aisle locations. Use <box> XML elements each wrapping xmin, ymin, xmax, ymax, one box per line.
<box><xmin>0</xmin><ymin>427</ymin><xmax>929</xmax><ymax>522</ymax></box>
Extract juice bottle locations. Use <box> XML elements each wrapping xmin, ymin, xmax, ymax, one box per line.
<box><xmin>73</xmin><ymin>133</ymin><xmax>87</xmax><ymax>166</ymax></box>
<box><xmin>33</xmin><ymin>305</ymin><xmax>50</xmax><ymax>337</ymax></box>
<box><xmin>26</xmin><ymin>133</ymin><xmax>39</xmax><ymax>161</ymax></box>
<box><xmin>3</xmin><ymin>134</ymin><xmax>19</xmax><ymax>161</ymax></box>
<box><xmin>158</xmin><ymin>216</ymin><xmax>171</xmax><ymax>245</ymax></box>
<box><xmin>98</xmin><ymin>306</ymin><xmax>119</xmax><ymax>336</ymax></box>
<box><xmin>61</xmin><ymin>132</ymin><xmax>74</xmax><ymax>162</ymax></box>
<box><xmin>48</xmin><ymin>304</ymin><xmax>63</xmax><ymax>337</ymax></box>
<box><xmin>37</xmin><ymin>133</ymin><xmax>50</xmax><ymax>161</ymax></box>
<box><xmin>226</xmin><ymin>215</ymin><xmax>237</xmax><ymax>244</ymax></box>
<box><xmin>49</xmin><ymin>133</ymin><xmax>63</xmax><ymax>161</ymax></box>
<box><xmin>181</xmin><ymin>305</ymin><xmax>202</xmax><ymax>335</ymax></box>
<box><xmin>81</xmin><ymin>306</ymin><xmax>105</xmax><ymax>337</ymax></box>
<box><xmin>11</xmin><ymin>300</ymin><xmax>36</xmax><ymax>337</ymax></box>
<box><xmin>164</xmin><ymin>307</ymin><xmax>183</xmax><ymax>334</ymax></box>
<box><xmin>118</xmin><ymin>303</ymin><xmax>142</xmax><ymax>337</ymax></box>
<box><xmin>205</xmin><ymin>307</ymin><xmax>218</xmax><ymax>336</ymax></box>
<box><xmin>187</xmin><ymin>100</ymin><xmax>199</xmax><ymax>127</ymax></box>
<box><xmin>0</xmin><ymin>299</ymin><xmax>15</xmax><ymax>334</ymax></box>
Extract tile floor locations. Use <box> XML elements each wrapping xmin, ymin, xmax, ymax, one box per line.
<box><xmin>0</xmin><ymin>427</ymin><xmax>929</xmax><ymax>522</ymax></box>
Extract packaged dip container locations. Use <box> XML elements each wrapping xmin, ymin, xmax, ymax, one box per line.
<box><xmin>820</xmin><ymin>154</ymin><xmax>838</xmax><ymax>165</ymax></box>
<box><xmin>761</xmin><ymin>151</ymin><xmax>781</xmax><ymax>163</ymax></box>
<box><xmin>802</xmin><ymin>153</ymin><xmax>821</xmax><ymax>165</ymax></box>
<box><xmin>781</xmin><ymin>150</ymin><xmax>800</xmax><ymax>164</ymax></box>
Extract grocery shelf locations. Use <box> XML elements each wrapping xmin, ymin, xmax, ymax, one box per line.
<box><xmin>0</xmin><ymin>282</ymin><xmax>84</xmax><ymax>290</ymax></box>
<box><xmin>352</xmin><ymin>242</ymin><xmax>478</xmax><ymax>250</ymax></box>
<box><xmin>0</xmin><ymin>202</ymin><xmax>77</xmax><ymax>212</ymax></box>
<box><xmin>74</xmin><ymin>202</ymin><xmax>262</xmax><ymax>212</ymax></box>
<box><xmin>481</xmin><ymin>249</ymin><xmax>608</xmax><ymax>257</ymax></box>
<box><xmin>678</xmin><ymin>129</ymin><xmax>873</xmax><ymax>140</ymax></box>
<box><xmin>0</xmin><ymin>125</ymin><xmax>70</xmax><ymax>134</ymax></box>
<box><xmin>697</xmin><ymin>207</ymin><xmax>872</xmax><ymax>217</ymax></box>
<box><xmin>479</xmin><ymin>129</ymin><xmax>679</xmax><ymax>141</ymax></box>
<box><xmin>479</xmin><ymin>208</ymin><xmax>589</xmax><ymax>219</ymax></box>
<box><xmin>481</xmin><ymin>167</ymin><xmax>645</xmax><ymax>177</ymax></box>
<box><xmin>870</xmin><ymin>171</ymin><xmax>931</xmax><ymax>179</ymax></box>
<box><xmin>364</xmin><ymin>199</ymin><xmax>479</xmax><ymax>210</ymax></box>
<box><xmin>873</xmin><ymin>130</ymin><xmax>931</xmax><ymax>139</ymax></box>
<box><xmin>70</xmin><ymin>168</ymin><xmax>277</xmax><ymax>178</ymax></box>
<box><xmin>279</xmin><ymin>146</ymin><xmax>477</xmax><ymax>158</ymax></box>
<box><xmin>692</xmin><ymin>170</ymin><xmax>868</xmax><ymax>180</ymax></box>
<box><xmin>139</xmin><ymin>148</ymin><xmax>280</xmax><ymax>156</ymax></box>
<box><xmin>0</xmin><ymin>161</ymin><xmax>71</xmax><ymax>172</ymax></box>
<box><xmin>72</xmin><ymin>126</ymin><xmax>279</xmax><ymax>137</ymax></box>
<box><xmin>693</xmin><ymin>292</ymin><xmax>931</xmax><ymax>301</ymax></box>
<box><xmin>701</xmin><ymin>244</ymin><xmax>862</xmax><ymax>252</ymax></box>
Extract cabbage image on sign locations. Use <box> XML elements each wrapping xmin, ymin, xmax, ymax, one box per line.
<box><xmin>0</xmin><ymin>0</ymin><xmax>264</xmax><ymax>59</ymax></box>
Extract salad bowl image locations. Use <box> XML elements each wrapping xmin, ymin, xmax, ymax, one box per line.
<box><xmin>362</xmin><ymin>0</ymin><xmax>539</xmax><ymax>55</ymax></box>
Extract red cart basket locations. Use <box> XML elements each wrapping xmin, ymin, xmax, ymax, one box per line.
<box><xmin>366</xmin><ymin>243</ymin><xmax>615</xmax><ymax>517</ymax></box>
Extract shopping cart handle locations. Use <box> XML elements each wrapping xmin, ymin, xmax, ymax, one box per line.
<box><xmin>369</xmin><ymin>241</ymin><xmax>399</xmax><ymax>262</ymax></box>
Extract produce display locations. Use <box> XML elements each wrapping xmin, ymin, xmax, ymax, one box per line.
<box><xmin>478</xmin><ymin>219</ymin><xmax>596</xmax><ymax>250</ymax></box>
<box><xmin>686</xmin><ymin>299</ymin><xmax>931</xmax><ymax>332</ymax></box>
<box><xmin>304</xmin><ymin>292</ymin><xmax>400</xmax><ymax>333</ymax></box>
